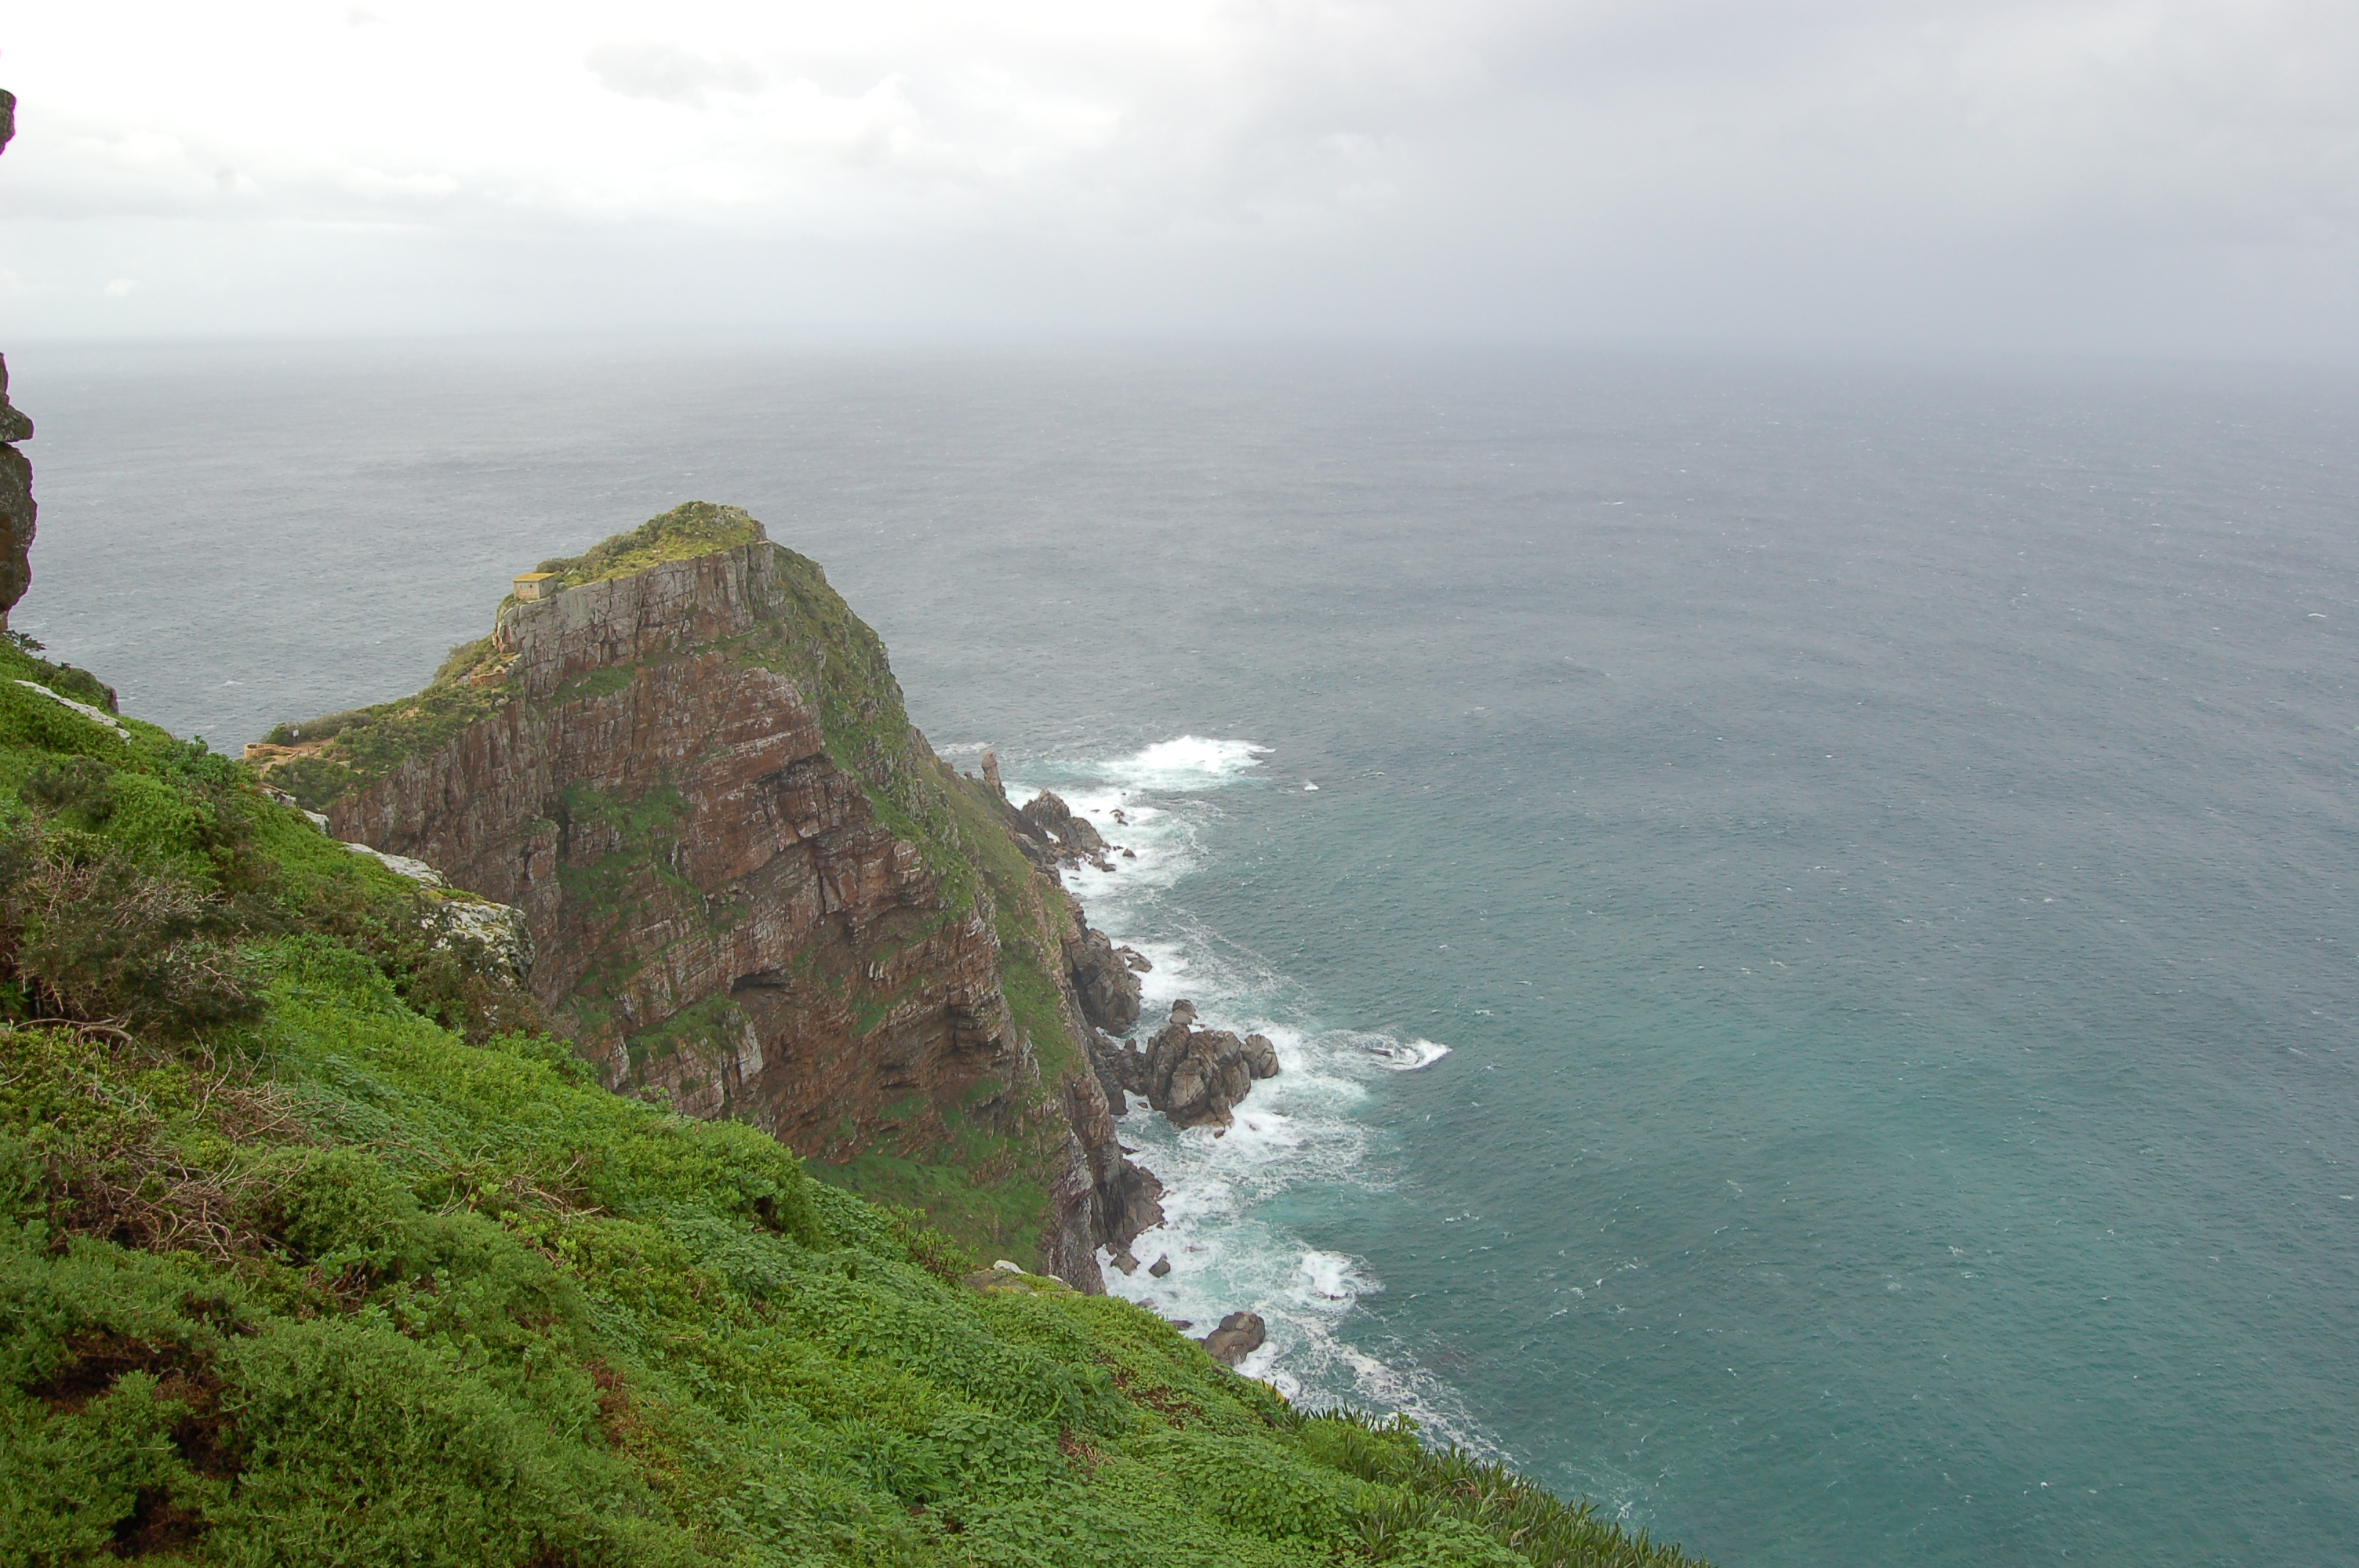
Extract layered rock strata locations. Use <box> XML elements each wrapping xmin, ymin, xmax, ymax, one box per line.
<box><xmin>287</xmin><ymin>507</ymin><xmax>1160</xmax><ymax>1287</ymax></box>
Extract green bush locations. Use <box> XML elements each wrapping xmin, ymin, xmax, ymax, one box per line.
<box><xmin>5</xmin><ymin>850</ymin><xmax>263</xmax><ymax>1036</ymax></box>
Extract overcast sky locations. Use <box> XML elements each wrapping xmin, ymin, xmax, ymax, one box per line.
<box><xmin>3</xmin><ymin>2</ymin><xmax>2354</xmax><ymax>357</ymax></box>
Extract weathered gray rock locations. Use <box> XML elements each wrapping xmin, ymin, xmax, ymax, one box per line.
<box><xmin>1065</xmin><ymin>923</ymin><xmax>1143</xmax><ymax>1033</ymax></box>
<box><xmin>438</xmin><ymin>895</ymin><xmax>536</xmax><ymax>984</ymax></box>
<box><xmin>1148</xmin><ymin>1254</ymin><xmax>1172</xmax><ymax>1278</ymax></box>
<box><xmin>1060</xmin><ymin>1071</ymin><xmax>1167</xmax><ymax>1262</ymax></box>
<box><xmin>1103</xmin><ymin>1000</ymin><xmax>1278</xmax><ymax>1130</ymax></box>
<box><xmin>343</xmin><ymin>840</ymin><xmax>535</xmax><ymax>984</ymax></box>
<box><xmin>1017</xmin><ymin>789</ymin><xmax>1118</xmax><ymax>872</ymax></box>
<box><xmin>1200</xmin><ymin>1311</ymin><xmax>1267</xmax><ymax>1367</ymax></box>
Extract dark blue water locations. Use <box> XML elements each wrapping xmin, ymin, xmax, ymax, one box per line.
<box><xmin>16</xmin><ymin>340</ymin><xmax>2357</xmax><ymax>1565</ymax></box>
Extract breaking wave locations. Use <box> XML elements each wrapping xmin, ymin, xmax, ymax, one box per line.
<box><xmin>994</xmin><ymin>736</ymin><xmax>1490</xmax><ymax>1450</ymax></box>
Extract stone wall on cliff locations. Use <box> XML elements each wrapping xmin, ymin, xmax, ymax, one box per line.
<box><xmin>298</xmin><ymin>508</ymin><xmax>1159</xmax><ymax>1287</ymax></box>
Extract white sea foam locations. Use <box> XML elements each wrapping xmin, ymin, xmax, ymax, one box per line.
<box><xmin>994</xmin><ymin>734</ymin><xmax>1488</xmax><ymax>1447</ymax></box>
<box><xmin>1110</xmin><ymin>734</ymin><xmax>1272</xmax><ymax>787</ymax></box>
<box><xmin>1382</xmin><ymin>1038</ymin><xmax>1453</xmax><ymax>1071</ymax></box>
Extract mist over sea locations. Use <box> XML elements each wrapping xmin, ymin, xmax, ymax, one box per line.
<box><xmin>19</xmin><ymin>339</ymin><xmax>2357</xmax><ymax>1566</ymax></box>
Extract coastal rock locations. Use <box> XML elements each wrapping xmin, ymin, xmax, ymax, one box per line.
<box><xmin>1100</xmin><ymin>999</ymin><xmax>1278</xmax><ymax>1131</ymax></box>
<box><xmin>1017</xmin><ymin>789</ymin><xmax>1118</xmax><ymax>872</ymax></box>
<box><xmin>1148</xmin><ymin>1254</ymin><xmax>1172</xmax><ymax>1278</ymax></box>
<box><xmin>1200</xmin><ymin>1311</ymin><xmax>1267</xmax><ymax>1367</ymax></box>
<box><xmin>436</xmin><ymin>894</ymin><xmax>536</xmax><ymax>984</ymax></box>
<box><xmin>1060</xmin><ymin>1071</ymin><xmax>1167</xmax><ymax>1264</ymax></box>
<box><xmin>1241</xmin><ymin>1033</ymin><xmax>1281</xmax><ymax>1080</ymax></box>
<box><xmin>1064</xmin><ymin>921</ymin><xmax>1143</xmax><ymax>1033</ymax></box>
<box><xmin>343</xmin><ymin>840</ymin><xmax>534</xmax><ymax>983</ymax></box>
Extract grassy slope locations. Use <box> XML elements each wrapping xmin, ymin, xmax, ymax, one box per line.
<box><xmin>0</xmin><ymin>637</ymin><xmax>1705</xmax><ymax>1566</ymax></box>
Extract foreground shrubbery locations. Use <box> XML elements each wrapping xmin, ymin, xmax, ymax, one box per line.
<box><xmin>0</xmin><ymin>641</ymin><xmax>1703</xmax><ymax>1567</ymax></box>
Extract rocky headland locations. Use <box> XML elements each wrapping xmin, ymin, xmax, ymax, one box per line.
<box><xmin>251</xmin><ymin>503</ymin><xmax>1191</xmax><ymax>1289</ymax></box>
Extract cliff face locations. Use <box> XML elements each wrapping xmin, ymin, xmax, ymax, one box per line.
<box><xmin>0</xmin><ymin>90</ymin><xmax>37</xmax><ymax>626</ymax></box>
<box><xmin>283</xmin><ymin>506</ymin><xmax>1158</xmax><ymax>1287</ymax></box>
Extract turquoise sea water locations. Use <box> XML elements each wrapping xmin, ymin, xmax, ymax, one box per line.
<box><xmin>16</xmin><ymin>342</ymin><xmax>2357</xmax><ymax>1564</ymax></box>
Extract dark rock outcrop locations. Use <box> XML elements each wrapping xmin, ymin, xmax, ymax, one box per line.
<box><xmin>1200</xmin><ymin>1311</ymin><xmax>1267</xmax><ymax>1367</ymax></box>
<box><xmin>1045</xmin><ymin>1071</ymin><xmax>1165</xmax><ymax>1287</ymax></box>
<box><xmin>1101</xmin><ymin>1000</ymin><xmax>1282</xmax><ymax>1130</ymax></box>
<box><xmin>1064</xmin><ymin>921</ymin><xmax>1143</xmax><ymax>1034</ymax></box>
<box><xmin>0</xmin><ymin>91</ymin><xmax>35</xmax><ymax>627</ymax></box>
<box><xmin>1015</xmin><ymin>789</ymin><xmax>1117</xmax><ymax>872</ymax></box>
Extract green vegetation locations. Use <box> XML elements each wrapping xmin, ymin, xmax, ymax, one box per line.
<box><xmin>531</xmin><ymin>501</ymin><xmax>765</xmax><ymax>591</ymax></box>
<box><xmin>0</xmin><ymin>636</ymin><xmax>1704</xmax><ymax>1566</ymax></box>
<box><xmin>812</xmin><ymin>1152</ymin><xmax>1052</xmax><ymax>1265</ymax></box>
<box><xmin>256</xmin><ymin>633</ymin><xmax>515</xmax><ymax>811</ymax></box>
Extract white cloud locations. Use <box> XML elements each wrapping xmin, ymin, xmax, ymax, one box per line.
<box><xmin>0</xmin><ymin>0</ymin><xmax>2354</xmax><ymax>354</ymax></box>
<box><xmin>585</xmin><ymin>41</ymin><xmax>764</xmax><ymax>106</ymax></box>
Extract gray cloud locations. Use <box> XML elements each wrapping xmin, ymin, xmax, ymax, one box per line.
<box><xmin>2</xmin><ymin>0</ymin><xmax>2354</xmax><ymax>358</ymax></box>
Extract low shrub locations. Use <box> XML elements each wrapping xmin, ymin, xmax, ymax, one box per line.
<box><xmin>4</xmin><ymin>848</ymin><xmax>262</xmax><ymax>1036</ymax></box>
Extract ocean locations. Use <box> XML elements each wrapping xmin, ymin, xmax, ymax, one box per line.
<box><xmin>16</xmin><ymin>339</ymin><xmax>2357</xmax><ymax>1566</ymax></box>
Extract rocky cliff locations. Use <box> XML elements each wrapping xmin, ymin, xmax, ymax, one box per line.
<box><xmin>256</xmin><ymin>503</ymin><xmax>1161</xmax><ymax>1288</ymax></box>
<box><xmin>0</xmin><ymin>89</ymin><xmax>38</xmax><ymax>626</ymax></box>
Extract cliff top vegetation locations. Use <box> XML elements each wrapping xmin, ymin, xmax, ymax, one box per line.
<box><xmin>529</xmin><ymin>500</ymin><xmax>765</xmax><ymax>590</ymax></box>
<box><xmin>253</xmin><ymin>505</ymin><xmax>786</xmax><ymax>812</ymax></box>
<box><xmin>0</xmin><ymin>627</ymin><xmax>1705</xmax><ymax>1566</ymax></box>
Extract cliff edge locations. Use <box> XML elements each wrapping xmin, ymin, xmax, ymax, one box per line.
<box><xmin>254</xmin><ymin>503</ymin><xmax>1160</xmax><ymax>1287</ymax></box>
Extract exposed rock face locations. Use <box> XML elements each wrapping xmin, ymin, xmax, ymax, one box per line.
<box><xmin>1047</xmin><ymin>1071</ymin><xmax>1165</xmax><ymax>1287</ymax></box>
<box><xmin>0</xmin><ymin>91</ymin><xmax>36</xmax><ymax>628</ymax></box>
<box><xmin>1013</xmin><ymin>789</ymin><xmax>1116</xmax><ymax>872</ymax></box>
<box><xmin>1063</xmin><ymin>920</ymin><xmax>1144</xmax><ymax>1035</ymax></box>
<box><xmin>1200</xmin><ymin>1311</ymin><xmax>1267</xmax><ymax>1367</ymax></box>
<box><xmin>1101</xmin><ymin>1000</ymin><xmax>1282</xmax><ymax>1130</ymax></box>
<box><xmin>340</xmin><ymin>839</ymin><xmax>535</xmax><ymax>984</ymax></box>
<box><xmin>309</xmin><ymin>516</ymin><xmax>1156</xmax><ymax>1290</ymax></box>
